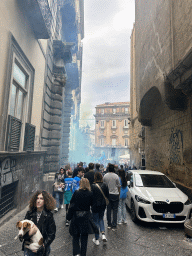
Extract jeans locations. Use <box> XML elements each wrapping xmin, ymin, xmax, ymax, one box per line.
<box><xmin>73</xmin><ymin>233</ymin><xmax>88</xmax><ymax>256</ymax></box>
<box><xmin>55</xmin><ymin>192</ymin><xmax>63</xmax><ymax>208</ymax></box>
<box><xmin>92</xmin><ymin>211</ymin><xmax>105</xmax><ymax>240</ymax></box>
<box><xmin>24</xmin><ymin>246</ymin><xmax>50</xmax><ymax>256</ymax></box>
<box><xmin>117</xmin><ymin>198</ymin><xmax>127</xmax><ymax>223</ymax></box>
<box><xmin>107</xmin><ymin>199</ymin><xmax>119</xmax><ymax>228</ymax></box>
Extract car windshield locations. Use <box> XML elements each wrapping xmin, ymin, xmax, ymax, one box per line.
<box><xmin>135</xmin><ymin>174</ymin><xmax>175</xmax><ymax>188</ymax></box>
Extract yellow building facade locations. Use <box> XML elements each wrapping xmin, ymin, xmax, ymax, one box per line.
<box><xmin>94</xmin><ymin>102</ymin><xmax>130</xmax><ymax>165</ymax></box>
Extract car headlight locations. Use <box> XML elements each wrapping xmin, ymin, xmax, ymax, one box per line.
<box><xmin>184</xmin><ymin>198</ymin><xmax>191</xmax><ymax>205</ymax></box>
<box><xmin>135</xmin><ymin>195</ymin><xmax>151</xmax><ymax>204</ymax></box>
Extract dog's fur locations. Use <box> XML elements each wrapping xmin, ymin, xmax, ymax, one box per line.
<box><xmin>16</xmin><ymin>220</ymin><xmax>43</xmax><ymax>251</ymax></box>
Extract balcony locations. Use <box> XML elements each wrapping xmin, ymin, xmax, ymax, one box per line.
<box><xmin>20</xmin><ymin>0</ymin><xmax>52</xmax><ymax>39</ymax></box>
<box><xmin>65</xmin><ymin>63</ymin><xmax>79</xmax><ymax>90</ymax></box>
<box><xmin>94</xmin><ymin>113</ymin><xmax>131</xmax><ymax>118</ymax></box>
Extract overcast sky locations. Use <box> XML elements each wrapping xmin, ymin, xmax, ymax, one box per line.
<box><xmin>80</xmin><ymin>0</ymin><xmax>135</xmax><ymax>128</ymax></box>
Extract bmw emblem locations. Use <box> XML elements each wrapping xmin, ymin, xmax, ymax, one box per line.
<box><xmin>166</xmin><ymin>199</ymin><xmax>169</xmax><ymax>203</ymax></box>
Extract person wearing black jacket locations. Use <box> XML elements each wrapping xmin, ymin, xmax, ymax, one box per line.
<box><xmin>84</xmin><ymin>162</ymin><xmax>95</xmax><ymax>186</ymax></box>
<box><xmin>22</xmin><ymin>190</ymin><xmax>56</xmax><ymax>256</ymax></box>
<box><xmin>72</xmin><ymin>162</ymin><xmax>83</xmax><ymax>178</ymax></box>
<box><xmin>67</xmin><ymin>178</ymin><xmax>99</xmax><ymax>256</ymax></box>
<box><xmin>91</xmin><ymin>172</ymin><xmax>109</xmax><ymax>245</ymax></box>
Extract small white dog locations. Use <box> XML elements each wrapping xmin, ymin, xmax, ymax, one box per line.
<box><xmin>16</xmin><ymin>220</ymin><xmax>43</xmax><ymax>251</ymax></box>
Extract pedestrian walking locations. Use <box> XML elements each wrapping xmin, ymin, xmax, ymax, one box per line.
<box><xmin>66</xmin><ymin>178</ymin><xmax>99</xmax><ymax>256</ymax></box>
<box><xmin>84</xmin><ymin>162</ymin><xmax>95</xmax><ymax>186</ymax></box>
<box><xmin>53</xmin><ymin>168</ymin><xmax>65</xmax><ymax>211</ymax></box>
<box><xmin>117</xmin><ymin>169</ymin><xmax>128</xmax><ymax>224</ymax></box>
<box><xmin>72</xmin><ymin>167</ymin><xmax>84</xmax><ymax>193</ymax></box>
<box><xmin>84</xmin><ymin>167</ymin><xmax>89</xmax><ymax>174</ymax></box>
<box><xmin>22</xmin><ymin>190</ymin><xmax>56</xmax><ymax>256</ymax></box>
<box><xmin>91</xmin><ymin>172</ymin><xmax>109</xmax><ymax>245</ymax></box>
<box><xmin>64</xmin><ymin>170</ymin><xmax>73</xmax><ymax>226</ymax></box>
<box><xmin>103</xmin><ymin>164</ymin><xmax>121</xmax><ymax>231</ymax></box>
<box><xmin>72</xmin><ymin>162</ymin><xmax>83</xmax><ymax>178</ymax></box>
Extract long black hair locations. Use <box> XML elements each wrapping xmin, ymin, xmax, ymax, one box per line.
<box><xmin>118</xmin><ymin>170</ymin><xmax>127</xmax><ymax>188</ymax></box>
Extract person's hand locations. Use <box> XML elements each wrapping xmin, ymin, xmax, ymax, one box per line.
<box><xmin>35</xmin><ymin>244</ymin><xmax>45</xmax><ymax>255</ymax></box>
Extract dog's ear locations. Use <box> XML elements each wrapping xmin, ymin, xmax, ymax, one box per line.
<box><xmin>27</xmin><ymin>222</ymin><xmax>31</xmax><ymax>229</ymax></box>
<box><xmin>23</xmin><ymin>222</ymin><xmax>31</xmax><ymax>229</ymax></box>
<box><xmin>16</xmin><ymin>221</ymin><xmax>22</xmax><ymax>229</ymax></box>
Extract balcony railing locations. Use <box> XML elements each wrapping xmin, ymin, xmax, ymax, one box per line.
<box><xmin>94</xmin><ymin>113</ymin><xmax>130</xmax><ymax>117</ymax></box>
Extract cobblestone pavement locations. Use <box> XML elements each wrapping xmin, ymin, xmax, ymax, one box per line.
<box><xmin>0</xmin><ymin>206</ymin><xmax>192</xmax><ymax>256</ymax></box>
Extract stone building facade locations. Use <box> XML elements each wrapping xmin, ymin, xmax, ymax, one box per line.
<box><xmin>0</xmin><ymin>0</ymin><xmax>84</xmax><ymax>218</ymax></box>
<box><xmin>129</xmin><ymin>25</ymin><xmax>145</xmax><ymax>169</ymax></box>
<box><xmin>133</xmin><ymin>0</ymin><xmax>192</xmax><ymax>191</ymax></box>
<box><xmin>0</xmin><ymin>0</ymin><xmax>52</xmax><ymax>218</ymax></box>
<box><xmin>94</xmin><ymin>102</ymin><xmax>130</xmax><ymax>165</ymax></box>
<box><xmin>60</xmin><ymin>0</ymin><xmax>84</xmax><ymax>167</ymax></box>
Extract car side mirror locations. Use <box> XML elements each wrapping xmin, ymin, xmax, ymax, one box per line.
<box><xmin>127</xmin><ymin>181</ymin><xmax>130</xmax><ymax>187</ymax></box>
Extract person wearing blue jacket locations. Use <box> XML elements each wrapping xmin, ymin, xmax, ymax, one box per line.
<box><xmin>117</xmin><ymin>169</ymin><xmax>128</xmax><ymax>224</ymax></box>
<box><xmin>72</xmin><ymin>167</ymin><xmax>84</xmax><ymax>194</ymax></box>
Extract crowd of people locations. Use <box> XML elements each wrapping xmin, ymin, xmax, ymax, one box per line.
<box><xmin>21</xmin><ymin>162</ymin><xmax>129</xmax><ymax>256</ymax></box>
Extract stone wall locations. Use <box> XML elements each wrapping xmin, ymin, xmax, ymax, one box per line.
<box><xmin>145</xmin><ymin>97</ymin><xmax>192</xmax><ymax>187</ymax></box>
<box><xmin>0</xmin><ymin>152</ymin><xmax>49</xmax><ymax>213</ymax></box>
<box><xmin>134</xmin><ymin>0</ymin><xmax>192</xmax><ymax>191</ymax></box>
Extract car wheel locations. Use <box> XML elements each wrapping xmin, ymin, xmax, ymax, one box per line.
<box><xmin>130</xmin><ymin>199</ymin><xmax>137</xmax><ymax>222</ymax></box>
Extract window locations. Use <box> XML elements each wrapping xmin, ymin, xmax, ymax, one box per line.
<box><xmin>124</xmin><ymin>119</ymin><xmax>129</xmax><ymax>128</ymax></box>
<box><xmin>9</xmin><ymin>62</ymin><xmax>28</xmax><ymax>119</ymax></box>
<box><xmin>125</xmin><ymin>138</ymin><xmax>129</xmax><ymax>146</ymax></box>
<box><xmin>112</xmin><ymin>120</ymin><xmax>116</xmax><ymax>128</ymax></box>
<box><xmin>113</xmin><ymin>108</ymin><xmax>116</xmax><ymax>114</ymax></box>
<box><xmin>112</xmin><ymin>138</ymin><xmax>116</xmax><ymax>146</ymax></box>
<box><xmin>101</xmin><ymin>109</ymin><xmax>104</xmax><ymax>115</ymax></box>
<box><xmin>100</xmin><ymin>120</ymin><xmax>105</xmax><ymax>128</ymax></box>
<box><xmin>100</xmin><ymin>138</ymin><xmax>104</xmax><ymax>146</ymax></box>
<box><xmin>125</xmin><ymin>107</ymin><xmax>128</xmax><ymax>114</ymax></box>
<box><xmin>5</xmin><ymin>36</ymin><xmax>35</xmax><ymax>151</ymax></box>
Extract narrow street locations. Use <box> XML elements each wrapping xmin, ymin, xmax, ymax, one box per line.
<box><xmin>0</xmin><ymin>206</ymin><xmax>192</xmax><ymax>256</ymax></box>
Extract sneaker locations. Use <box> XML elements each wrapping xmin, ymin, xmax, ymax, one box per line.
<box><xmin>54</xmin><ymin>208</ymin><xmax>58</xmax><ymax>212</ymax></box>
<box><xmin>117</xmin><ymin>222</ymin><xmax>122</xmax><ymax>225</ymax></box>
<box><xmin>102</xmin><ymin>234</ymin><xmax>107</xmax><ymax>242</ymax></box>
<box><xmin>66</xmin><ymin>220</ymin><xmax>69</xmax><ymax>226</ymax></box>
<box><xmin>61</xmin><ymin>204</ymin><xmax>64</xmax><ymax>209</ymax></box>
<box><xmin>123</xmin><ymin>220</ymin><xmax>127</xmax><ymax>224</ymax></box>
<box><xmin>92</xmin><ymin>238</ymin><xmax>100</xmax><ymax>245</ymax></box>
<box><xmin>107</xmin><ymin>225</ymin><xmax>112</xmax><ymax>229</ymax></box>
<box><xmin>112</xmin><ymin>226</ymin><xmax>117</xmax><ymax>231</ymax></box>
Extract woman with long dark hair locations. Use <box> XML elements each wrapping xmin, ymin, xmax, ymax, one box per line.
<box><xmin>22</xmin><ymin>190</ymin><xmax>56</xmax><ymax>256</ymax></box>
<box><xmin>91</xmin><ymin>172</ymin><xmax>109</xmax><ymax>245</ymax></box>
<box><xmin>117</xmin><ymin>170</ymin><xmax>128</xmax><ymax>224</ymax></box>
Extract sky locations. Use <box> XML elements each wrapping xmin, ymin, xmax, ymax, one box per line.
<box><xmin>80</xmin><ymin>0</ymin><xmax>135</xmax><ymax>128</ymax></box>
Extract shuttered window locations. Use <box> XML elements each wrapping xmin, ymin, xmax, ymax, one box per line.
<box><xmin>23</xmin><ymin>123</ymin><xmax>36</xmax><ymax>151</ymax></box>
<box><xmin>6</xmin><ymin>115</ymin><xmax>22</xmax><ymax>151</ymax></box>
